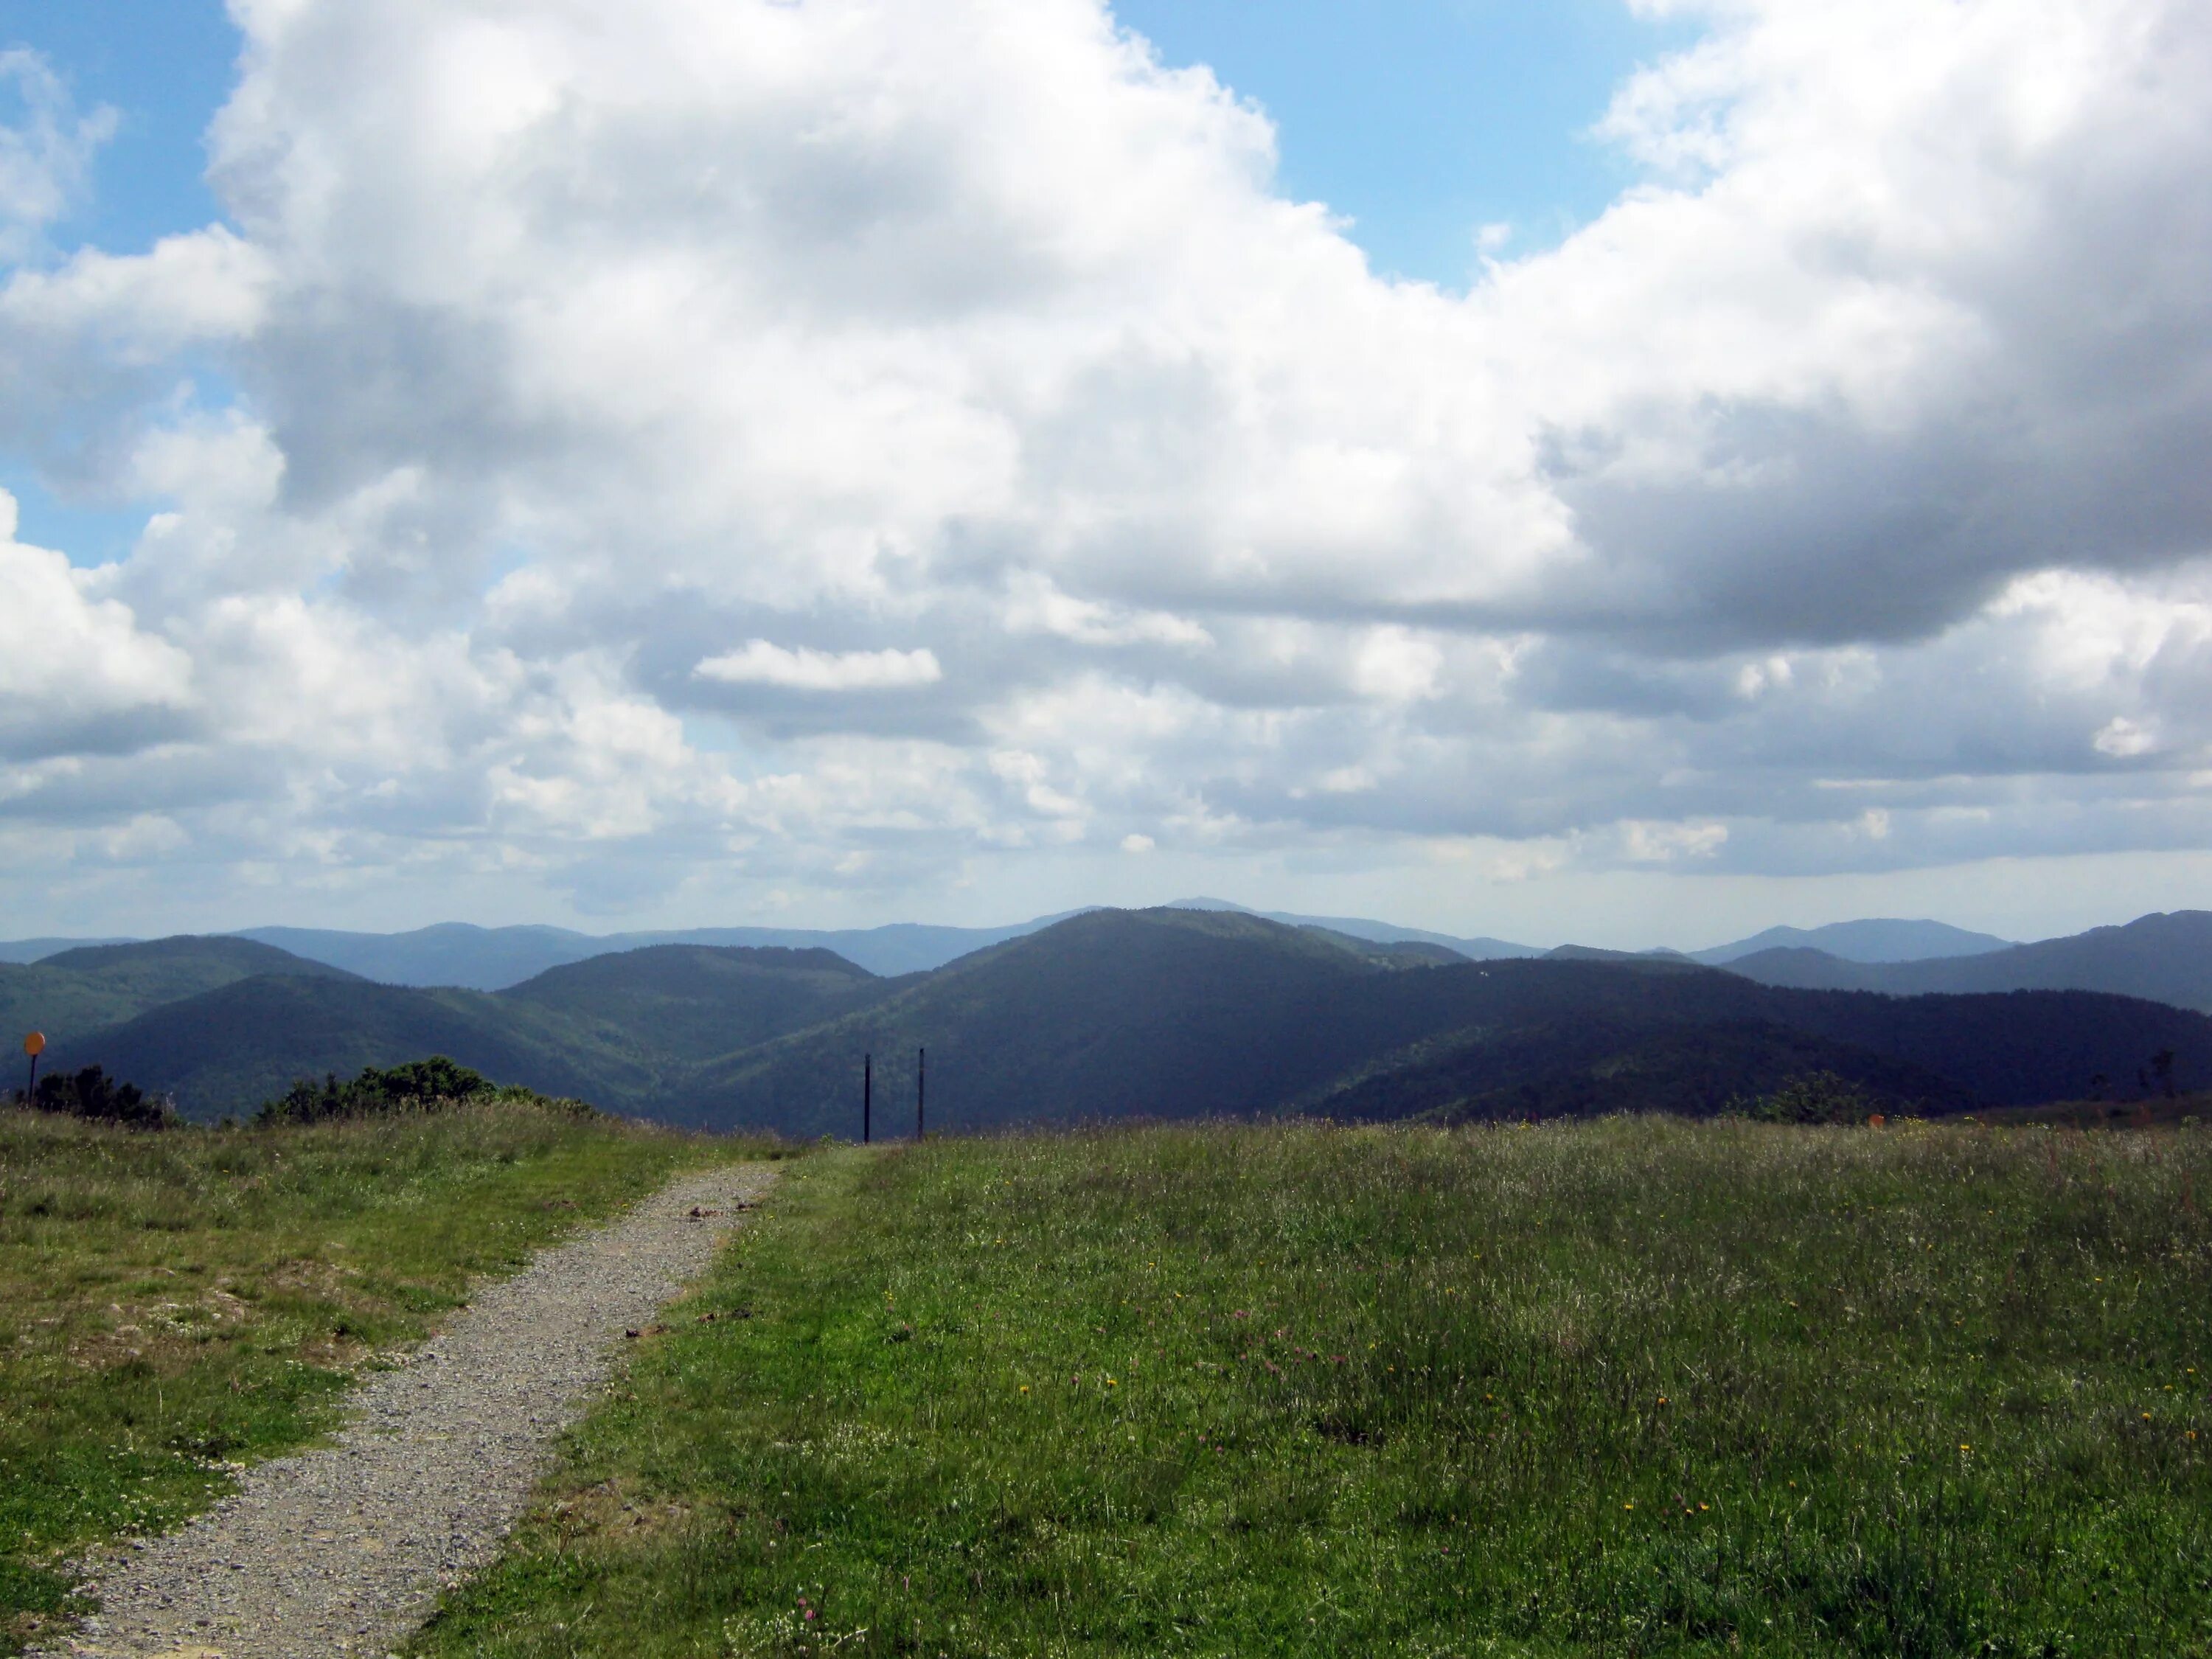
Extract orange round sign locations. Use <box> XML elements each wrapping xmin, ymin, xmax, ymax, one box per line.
<box><xmin>23</xmin><ymin>1032</ymin><xmax>44</xmax><ymax>1058</ymax></box>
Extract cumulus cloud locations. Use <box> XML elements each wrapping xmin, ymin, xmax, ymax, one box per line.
<box><xmin>0</xmin><ymin>491</ymin><xmax>194</xmax><ymax>761</ymax></box>
<box><xmin>3</xmin><ymin>0</ymin><xmax>2212</xmax><ymax>933</ymax></box>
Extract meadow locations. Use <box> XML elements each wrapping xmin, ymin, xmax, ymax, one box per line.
<box><xmin>0</xmin><ymin>1098</ymin><xmax>746</xmax><ymax>1654</ymax></box>
<box><xmin>410</xmin><ymin>1119</ymin><xmax>2212</xmax><ymax>1658</ymax></box>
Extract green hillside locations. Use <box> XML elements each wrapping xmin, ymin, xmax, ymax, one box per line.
<box><xmin>46</xmin><ymin>977</ymin><xmax>655</xmax><ymax>1121</ymax></box>
<box><xmin>45</xmin><ymin>945</ymin><xmax>904</xmax><ymax>1121</ymax></box>
<box><xmin>1</xmin><ymin>936</ymin><xmax>359</xmax><ymax>1054</ymax></box>
<box><xmin>0</xmin><ymin>964</ymin><xmax>150</xmax><ymax>1054</ymax></box>
<box><xmin>1310</xmin><ymin>1016</ymin><xmax>1978</xmax><ymax>1122</ymax></box>
<box><xmin>671</xmin><ymin>908</ymin><xmax>1400</xmax><ymax>1138</ymax></box>
<box><xmin>671</xmin><ymin>910</ymin><xmax>2212</xmax><ymax>1137</ymax></box>
<box><xmin>501</xmin><ymin>945</ymin><xmax>893</xmax><ymax>1063</ymax></box>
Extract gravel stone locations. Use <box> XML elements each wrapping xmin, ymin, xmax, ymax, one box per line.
<box><xmin>44</xmin><ymin>1163</ymin><xmax>780</xmax><ymax>1658</ymax></box>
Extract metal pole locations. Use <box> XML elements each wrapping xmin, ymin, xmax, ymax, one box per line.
<box><xmin>22</xmin><ymin>1053</ymin><xmax>35</xmax><ymax>1105</ymax></box>
<box><xmin>917</xmin><ymin>1047</ymin><xmax>925</xmax><ymax>1140</ymax></box>
<box><xmin>863</xmin><ymin>1053</ymin><xmax>872</xmax><ymax>1144</ymax></box>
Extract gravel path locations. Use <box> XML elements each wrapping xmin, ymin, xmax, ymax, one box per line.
<box><xmin>48</xmin><ymin>1161</ymin><xmax>780</xmax><ymax>1659</ymax></box>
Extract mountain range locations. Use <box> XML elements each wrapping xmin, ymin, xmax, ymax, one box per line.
<box><xmin>9</xmin><ymin>908</ymin><xmax>2205</xmax><ymax>1134</ymax></box>
<box><xmin>1718</xmin><ymin>912</ymin><xmax>2212</xmax><ymax>1013</ymax></box>
<box><xmin>0</xmin><ymin>905</ymin><xmax>2025</xmax><ymax>989</ymax></box>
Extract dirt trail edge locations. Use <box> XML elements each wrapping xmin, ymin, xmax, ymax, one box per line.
<box><xmin>47</xmin><ymin>1161</ymin><xmax>781</xmax><ymax>1659</ymax></box>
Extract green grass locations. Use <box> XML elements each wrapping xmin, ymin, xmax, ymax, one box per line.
<box><xmin>410</xmin><ymin>1119</ymin><xmax>2212</xmax><ymax>1657</ymax></box>
<box><xmin>0</xmin><ymin>1098</ymin><xmax>762</xmax><ymax>1653</ymax></box>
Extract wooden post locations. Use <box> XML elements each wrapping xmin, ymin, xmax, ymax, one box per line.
<box><xmin>917</xmin><ymin>1047</ymin><xmax>925</xmax><ymax>1140</ymax></box>
<box><xmin>863</xmin><ymin>1053</ymin><xmax>872</xmax><ymax>1144</ymax></box>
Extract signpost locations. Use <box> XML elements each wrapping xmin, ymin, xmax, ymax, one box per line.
<box><xmin>863</xmin><ymin>1053</ymin><xmax>872</xmax><ymax>1145</ymax></box>
<box><xmin>917</xmin><ymin>1046</ymin><xmax>925</xmax><ymax>1141</ymax></box>
<box><xmin>22</xmin><ymin>1031</ymin><xmax>44</xmax><ymax>1104</ymax></box>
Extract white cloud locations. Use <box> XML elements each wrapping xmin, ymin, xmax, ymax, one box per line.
<box><xmin>0</xmin><ymin>492</ymin><xmax>194</xmax><ymax>760</ymax></box>
<box><xmin>1621</xmin><ymin>819</ymin><xmax>1730</xmax><ymax>864</ymax></box>
<box><xmin>4</xmin><ymin>0</ymin><xmax>2212</xmax><ymax>934</ymax></box>
<box><xmin>697</xmin><ymin>641</ymin><xmax>944</xmax><ymax>692</ymax></box>
<box><xmin>0</xmin><ymin>49</ymin><xmax>116</xmax><ymax>260</ymax></box>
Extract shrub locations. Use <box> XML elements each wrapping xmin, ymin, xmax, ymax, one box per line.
<box><xmin>255</xmin><ymin>1055</ymin><xmax>495</xmax><ymax>1125</ymax></box>
<box><xmin>10</xmin><ymin>1065</ymin><xmax>176</xmax><ymax>1130</ymax></box>
<box><xmin>1733</xmin><ymin>1069</ymin><xmax>1882</xmax><ymax>1125</ymax></box>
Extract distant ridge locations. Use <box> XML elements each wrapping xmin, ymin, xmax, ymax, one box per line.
<box><xmin>0</xmin><ymin>936</ymin><xmax>137</xmax><ymax>964</ymax></box>
<box><xmin>1694</xmin><ymin>919</ymin><xmax>2013</xmax><ymax>966</ymax></box>
<box><xmin>1719</xmin><ymin>911</ymin><xmax>2212</xmax><ymax>1012</ymax></box>
<box><xmin>1167</xmin><ymin>897</ymin><xmax>1540</xmax><ymax>960</ymax></box>
<box><xmin>234</xmin><ymin>918</ymin><xmax>1063</xmax><ymax>989</ymax></box>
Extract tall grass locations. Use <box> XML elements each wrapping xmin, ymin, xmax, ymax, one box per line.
<box><xmin>413</xmin><ymin>1119</ymin><xmax>2212</xmax><ymax>1657</ymax></box>
<box><xmin>0</xmin><ymin>1100</ymin><xmax>750</xmax><ymax>1654</ymax></box>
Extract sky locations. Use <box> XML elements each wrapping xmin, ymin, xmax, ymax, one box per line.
<box><xmin>4</xmin><ymin>0</ymin><xmax>2212</xmax><ymax>950</ymax></box>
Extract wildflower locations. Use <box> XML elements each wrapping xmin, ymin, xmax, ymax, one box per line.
<box><xmin>1020</xmin><ymin>1385</ymin><xmax>1030</xmax><ymax>1394</ymax></box>
<box><xmin>1657</xmin><ymin>1396</ymin><xmax>1669</xmax><ymax>1406</ymax></box>
<box><xmin>1624</xmin><ymin>1502</ymin><xmax>1634</xmax><ymax>1510</ymax></box>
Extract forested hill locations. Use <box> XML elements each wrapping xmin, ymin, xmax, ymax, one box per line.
<box><xmin>662</xmin><ymin>909</ymin><xmax>2208</xmax><ymax>1138</ymax></box>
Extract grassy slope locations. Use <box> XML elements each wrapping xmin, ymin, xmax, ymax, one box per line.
<box><xmin>413</xmin><ymin>1121</ymin><xmax>2212</xmax><ymax>1658</ymax></box>
<box><xmin>0</xmin><ymin>1102</ymin><xmax>755</xmax><ymax>1654</ymax></box>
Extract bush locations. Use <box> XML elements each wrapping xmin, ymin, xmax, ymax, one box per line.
<box><xmin>10</xmin><ymin>1065</ymin><xmax>175</xmax><ymax>1130</ymax></box>
<box><xmin>1733</xmin><ymin>1069</ymin><xmax>1882</xmax><ymax>1125</ymax></box>
<box><xmin>256</xmin><ymin>1056</ymin><xmax>495</xmax><ymax>1125</ymax></box>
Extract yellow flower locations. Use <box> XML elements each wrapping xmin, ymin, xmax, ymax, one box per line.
<box><xmin>1020</xmin><ymin>1385</ymin><xmax>1030</xmax><ymax>1394</ymax></box>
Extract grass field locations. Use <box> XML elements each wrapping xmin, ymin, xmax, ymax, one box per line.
<box><xmin>410</xmin><ymin>1119</ymin><xmax>2212</xmax><ymax>1658</ymax></box>
<box><xmin>0</xmin><ymin>1098</ymin><xmax>752</xmax><ymax>1654</ymax></box>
